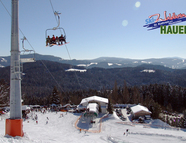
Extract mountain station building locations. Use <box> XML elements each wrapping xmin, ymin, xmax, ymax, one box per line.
<box><xmin>77</xmin><ymin>96</ymin><xmax>108</xmax><ymax>116</ymax></box>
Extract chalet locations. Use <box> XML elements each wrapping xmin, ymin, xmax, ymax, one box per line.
<box><xmin>77</xmin><ymin>96</ymin><xmax>108</xmax><ymax>115</ymax></box>
<box><xmin>131</xmin><ymin>105</ymin><xmax>151</xmax><ymax>119</ymax></box>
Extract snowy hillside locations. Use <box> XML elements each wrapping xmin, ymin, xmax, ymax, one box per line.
<box><xmin>0</xmin><ymin>110</ymin><xmax>186</xmax><ymax>143</ymax></box>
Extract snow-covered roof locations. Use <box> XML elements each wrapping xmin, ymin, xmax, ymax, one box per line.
<box><xmin>80</xmin><ymin>96</ymin><xmax>108</xmax><ymax>104</ymax></box>
<box><xmin>30</xmin><ymin>105</ymin><xmax>40</xmax><ymax>108</ymax></box>
<box><xmin>131</xmin><ymin>105</ymin><xmax>151</xmax><ymax>114</ymax></box>
<box><xmin>22</xmin><ymin>105</ymin><xmax>31</xmax><ymax>110</ymax></box>
<box><xmin>62</xmin><ymin>104</ymin><xmax>72</xmax><ymax>108</ymax></box>
<box><xmin>84</xmin><ymin>103</ymin><xmax>99</xmax><ymax>117</ymax></box>
<box><xmin>87</xmin><ymin>103</ymin><xmax>99</xmax><ymax>113</ymax></box>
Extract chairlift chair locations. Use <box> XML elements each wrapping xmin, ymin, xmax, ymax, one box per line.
<box><xmin>20</xmin><ymin>36</ymin><xmax>35</xmax><ymax>63</ymax></box>
<box><xmin>45</xmin><ymin>11</ymin><xmax>69</xmax><ymax>47</ymax></box>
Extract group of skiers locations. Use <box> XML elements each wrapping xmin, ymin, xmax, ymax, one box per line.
<box><xmin>46</xmin><ymin>34</ymin><xmax>67</xmax><ymax>46</ymax></box>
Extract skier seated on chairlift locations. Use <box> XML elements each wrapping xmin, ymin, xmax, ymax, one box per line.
<box><xmin>59</xmin><ymin>34</ymin><xmax>66</xmax><ymax>45</ymax></box>
<box><xmin>46</xmin><ymin>36</ymin><xmax>51</xmax><ymax>46</ymax></box>
<box><xmin>51</xmin><ymin>35</ymin><xmax>56</xmax><ymax>44</ymax></box>
<box><xmin>55</xmin><ymin>36</ymin><xmax>60</xmax><ymax>45</ymax></box>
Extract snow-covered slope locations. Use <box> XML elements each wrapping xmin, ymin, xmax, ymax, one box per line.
<box><xmin>0</xmin><ymin>111</ymin><xmax>185</xmax><ymax>143</ymax></box>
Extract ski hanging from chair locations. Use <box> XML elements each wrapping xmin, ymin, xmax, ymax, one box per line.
<box><xmin>45</xmin><ymin>11</ymin><xmax>69</xmax><ymax>47</ymax></box>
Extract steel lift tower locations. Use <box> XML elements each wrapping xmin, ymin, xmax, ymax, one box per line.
<box><xmin>5</xmin><ymin>0</ymin><xmax>24</xmax><ymax>137</ymax></box>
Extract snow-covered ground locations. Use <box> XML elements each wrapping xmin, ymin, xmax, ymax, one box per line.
<box><xmin>0</xmin><ymin>110</ymin><xmax>186</xmax><ymax>143</ymax></box>
<box><xmin>65</xmin><ymin>68</ymin><xmax>87</xmax><ymax>72</ymax></box>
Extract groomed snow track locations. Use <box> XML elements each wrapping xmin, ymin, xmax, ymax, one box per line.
<box><xmin>75</xmin><ymin>113</ymin><xmax>109</xmax><ymax>133</ymax></box>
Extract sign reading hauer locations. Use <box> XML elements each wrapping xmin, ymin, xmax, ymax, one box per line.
<box><xmin>143</xmin><ymin>11</ymin><xmax>186</xmax><ymax>34</ymax></box>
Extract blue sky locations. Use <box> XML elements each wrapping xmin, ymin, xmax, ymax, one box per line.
<box><xmin>1</xmin><ymin>0</ymin><xmax>186</xmax><ymax>60</ymax></box>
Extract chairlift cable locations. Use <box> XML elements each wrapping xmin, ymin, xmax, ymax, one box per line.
<box><xmin>40</xmin><ymin>60</ymin><xmax>65</xmax><ymax>93</ymax></box>
<box><xmin>49</xmin><ymin>0</ymin><xmax>83</xmax><ymax>92</ymax></box>
<box><xmin>49</xmin><ymin>0</ymin><xmax>57</xmax><ymax>21</ymax></box>
<box><xmin>65</xmin><ymin>44</ymin><xmax>83</xmax><ymax>92</ymax></box>
<box><xmin>0</xmin><ymin>0</ymin><xmax>11</xmax><ymax>16</ymax></box>
<box><xmin>49</xmin><ymin>0</ymin><xmax>55</xmax><ymax>13</ymax></box>
<box><xmin>19</xmin><ymin>30</ymin><xmax>35</xmax><ymax>52</ymax></box>
<box><xmin>0</xmin><ymin>0</ymin><xmax>35</xmax><ymax>52</ymax></box>
<box><xmin>49</xmin><ymin>0</ymin><xmax>62</xmax><ymax>33</ymax></box>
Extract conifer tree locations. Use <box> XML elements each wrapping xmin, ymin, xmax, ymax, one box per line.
<box><xmin>107</xmin><ymin>99</ymin><xmax>113</xmax><ymax>114</ymax></box>
<box><xmin>183</xmin><ymin>110</ymin><xmax>186</xmax><ymax>119</ymax></box>
<box><xmin>112</xmin><ymin>80</ymin><xmax>118</xmax><ymax>103</ymax></box>
<box><xmin>132</xmin><ymin>86</ymin><xmax>140</xmax><ymax>104</ymax></box>
<box><xmin>151</xmin><ymin>102</ymin><xmax>162</xmax><ymax>119</ymax></box>
<box><xmin>51</xmin><ymin>86</ymin><xmax>60</xmax><ymax>105</ymax></box>
<box><xmin>0</xmin><ymin>79</ymin><xmax>9</xmax><ymax>106</ymax></box>
<box><xmin>122</xmin><ymin>80</ymin><xmax>129</xmax><ymax>104</ymax></box>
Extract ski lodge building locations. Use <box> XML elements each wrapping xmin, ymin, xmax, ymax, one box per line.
<box><xmin>77</xmin><ymin>96</ymin><xmax>108</xmax><ymax>117</ymax></box>
<box><xmin>131</xmin><ymin>105</ymin><xmax>152</xmax><ymax>119</ymax></box>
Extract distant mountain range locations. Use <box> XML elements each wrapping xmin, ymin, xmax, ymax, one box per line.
<box><xmin>1</xmin><ymin>53</ymin><xmax>186</xmax><ymax>69</ymax></box>
<box><xmin>1</xmin><ymin>56</ymin><xmax>186</xmax><ymax>97</ymax></box>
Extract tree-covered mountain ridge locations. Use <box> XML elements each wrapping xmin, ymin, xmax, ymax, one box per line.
<box><xmin>1</xmin><ymin>60</ymin><xmax>186</xmax><ymax>98</ymax></box>
<box><xmin>1</xmin><ymin>53</ymin><xmax>186</xmax><ymax>69</ymax></box>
